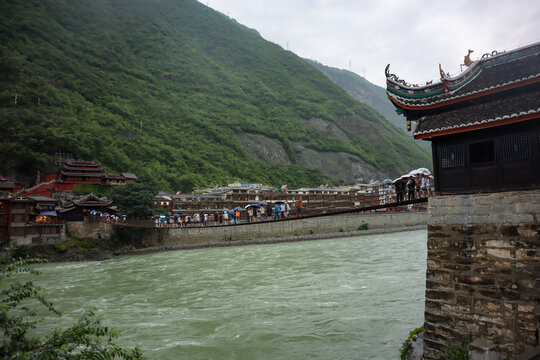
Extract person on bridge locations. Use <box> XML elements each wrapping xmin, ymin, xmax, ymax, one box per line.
<box><xmin>407</xmin><ymin>178</ymin><xmax>416</xmax><ymax>201</ymax></box>
<box><xmin>296</xmin><ymin>199</ymin><xmax>303</xmax><ymax>217</ymax></box>
<box><xmin>274</xmin><ymin>203</ymin><xmax>281</xmax><ymax>220</ymax></box>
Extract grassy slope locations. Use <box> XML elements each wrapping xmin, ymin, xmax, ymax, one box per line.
<box><xmin>0</xmin><ymin>0</ymin><xmax>430</xmax><ymax>191</ymax></box>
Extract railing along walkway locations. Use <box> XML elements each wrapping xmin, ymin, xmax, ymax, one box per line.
<box><xmin>93</xmin><ymin>197</ymin><xmax>428</xmax><ymax>229</ymax></box>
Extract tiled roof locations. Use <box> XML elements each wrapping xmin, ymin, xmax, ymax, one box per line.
<box><xmin>386</xmin><ymin>42</ymin><xmax>540</xmax><ymax>109</ymax></box>
<box><xmin>121</xmin><ymin>173</ymin><xmax>138</xmax><ymax>179</ymax></box>
<box><xmin>413</xmin><ymin>88</ymin><xmax>540</xmax><ymax>139</ymax></box>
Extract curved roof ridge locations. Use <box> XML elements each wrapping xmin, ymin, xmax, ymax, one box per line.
<box><xmin>386</xmin><ymin>42</ymin><xmax>540</xmax><ymax>107</ymax></box>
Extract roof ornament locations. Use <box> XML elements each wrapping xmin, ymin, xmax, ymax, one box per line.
<box><xmin>439</xmin><ymin>64</ymin><xmax>446</xmax><ymax>80</ymax></box>
<box><xmin>481</xmin><ymin>50</ymin><xmax>499</xmax><ymax>60</ymax></box>
<box><xmin>464</xmin><ymin>49</ymin><xmax>474</xmax><ymax>66</ymax></box>
<box><xmin>385</xmin><ymin>64</ymin><xmax>416</xmax><ymax>88</ymax></box>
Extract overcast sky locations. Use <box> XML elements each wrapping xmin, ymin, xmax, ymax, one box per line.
<box><xmin>199</xmin><ymin>0</ymin><xmax>540</xmax><ymax>88</ymax></box>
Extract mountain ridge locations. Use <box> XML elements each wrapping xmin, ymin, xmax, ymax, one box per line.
<box><xmin>0</xmin><ymin>0</ymin><xmax>431</xmax><ymax>191</ymax></box>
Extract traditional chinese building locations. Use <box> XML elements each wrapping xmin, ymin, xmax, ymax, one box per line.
<box><xmin>58</xmin><ymin>193</ymin><xmax>115</xmax><ymax>221</ymax></box>
<box><xmin>20</xmin><ymin>160</ymin><xmax>138</xmax><ymax>197</ymax></box>
<box><xmin>60</xmin><ymin>160</ymin><xmax>105</xmax><ymax>184</ymax></box>
<box><xmin>0</xmin><ymin>194</ymin><xmax>64</xmax><ymax>246</ymax></box>
<box><xmin>387</xmin><ymin>42</ymin><xmax>540</xmax><ymax>358</ymax></box>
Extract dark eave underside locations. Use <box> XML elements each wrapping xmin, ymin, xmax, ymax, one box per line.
<box><xmin>414</xmin><ymin>87</ymin><xmax>540</xmax><ymax>139</ymax></box>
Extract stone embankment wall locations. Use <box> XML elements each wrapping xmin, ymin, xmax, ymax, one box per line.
<box><xmin>67</xmin><ymin>221</ymin><xmax>114</xmax><ymax>241</ymax></box>
<box><xmin>423</xmin><ymin>190</ymin><xmax>540</xmax><ymax>359</ymax></box>
<box><xmin>67</xmin><ymin>212</ymin><xmax>427</xmax><ymax>249</ymax></box>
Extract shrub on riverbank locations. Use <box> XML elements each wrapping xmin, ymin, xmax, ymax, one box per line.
<box><xmin>0</xmin><ymin>248</ymin><xmax>145</xmax><ymax>359</ymax></box>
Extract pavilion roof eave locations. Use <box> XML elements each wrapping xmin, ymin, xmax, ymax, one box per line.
<box><xmin>414</xmin><ymin>111</ymin><xmax>539</xmax><ymax>140</ymax></box>
<box><xmin>389</xmin><ymin>74</ymin><xmax>540</xmax><ymax>114</ymax></box>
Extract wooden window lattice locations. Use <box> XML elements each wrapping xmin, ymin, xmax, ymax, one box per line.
<box><xmin>501</xmin><ymin>134</ymin><xmax>530</xmax><ymax>161</ymax></box>
<box><xmin>439</xmin><ymin>144</ymin><xmax>465</xmax><ymax>168</ymax></box>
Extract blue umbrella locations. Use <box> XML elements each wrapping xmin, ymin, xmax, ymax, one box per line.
<box><xmin>233</xmin><ymin>206</ymin><xmax>243</xmax><ymax>211</ymax></box>
<box><xmin>245</xmin><ymin>204</ymin><xmax>261</xmax><ymax>209</ymax></box>
<box><xmin>382</xmin><ymin>179</ymin><xmax>393</xmax><ymax>185</ymax></box>
<box><xmin>258</xmin><ymin>201</ymin><xmax>268</xmax><ymax>206</ymax></box>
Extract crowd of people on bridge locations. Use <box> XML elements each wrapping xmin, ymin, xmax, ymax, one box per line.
<box><xmin>80</xmin><ymin>172</ymin><xmax>433</xmax><ymax>228</ymax></box>
<box><xmin>153</xmin><ymin>199</ymin><xmax>304</xmax><ymax>228</ymax></box>
<box><xmin>392</xmin><ymin>173</ymin><xmax>433</xmax><ymax>202</ymax></box>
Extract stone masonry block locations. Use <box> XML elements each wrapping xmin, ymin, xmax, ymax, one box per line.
<box><xmin>470</xmin><ymin>194</ymin><xmax>494</xmax><ymax>205</ymax></box>
<box><xmin>427</xmin><ymin>216</ymin><xmax>444</xmax><ymax>225</ymax></box>
<box><xmin>504</xmin><ymin>214</ymin><xmax>534</xmax><ymax>224</ymax></box>
<box><xmin>472</xmin><ymin>205</ymin><xmax>491</xmax><ymax>215</ymax></box>
<box><xmin>428</xmin><ymin>196</ymin><xmax>447</xmax><ymax>207</ymax></box>
<box><xmin>443</xmin><ymin>215</ymin><xmax>468</xmax><ymax>225</ymax></box>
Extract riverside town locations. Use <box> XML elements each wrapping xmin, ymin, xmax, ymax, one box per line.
<box><xmin>1</xmin><ymin>158</ymin><xmax>432</xmax><ymax>243</ymax></box>
<box><xmin>1</xmin><ymin>1</ymin><xmax>539</xmax><ymax>359</ymax></box>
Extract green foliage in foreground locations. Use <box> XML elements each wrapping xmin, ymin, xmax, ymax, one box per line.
<box><xmin>0</xmin><ymin>0</ymin><xmax>430</xmax><ymax>191</ymax></box>
<box><xmin>443</xmin><ymin>335</ymin><xmax>471</xmax><ymax>360</ymax></box>
<box><xmin>0</xmin><ymin>248</ymin><xmax>145</xmax><ymax>359</ymax></box>
<box><xmin>400</xmin><ymin>325</ymin><xmax>424</xmax><ymax>360</ymax></box>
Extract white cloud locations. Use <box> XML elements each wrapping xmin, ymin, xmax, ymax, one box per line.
<box><xmin>202</xmin><ymin>0</ymin><xmax>540</xmax><ymax>87</ymax></box>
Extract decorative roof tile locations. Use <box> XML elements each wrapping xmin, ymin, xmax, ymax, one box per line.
<box><xmin>386</xmin><ymin>42</ymin><xmax>540</xmax><ymax>109</ymax></box>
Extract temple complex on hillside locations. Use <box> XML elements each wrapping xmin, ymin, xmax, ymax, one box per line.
<box><xmin>6</xmin><ymin>160</ymin><xmax>138</xmax><ymax>198</ymax></box>
<box><xmin>59</xmin><ymin>160</ymin><xmax>137</xmax><ymax>186</ymax></box>
<box><xmin>387</xmin><ymin>42</ymin><xmax>540</xmax><ymax>358</ymax></box>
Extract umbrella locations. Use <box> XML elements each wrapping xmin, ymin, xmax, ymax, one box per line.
<box><xmin>258</xmin><ymin>201</ymin><xmax>268</xmax><ymax>206</ymax></box>
<box><xmin>392</xmin><ymin>177</ymin><xmax>404</xmax><ymax>184</ymax></box>
<box><xmin>245</xmin><ymin>204</ymin><xmax>261</xmax><ymax>209</ymax></box>
<box><xmin>400</xmin><ymin>174</ymin><xmax>413</xmax><ymax>178</ymax></box>
<box><xmin>382</xmin><ymin>179</ymin><xmax>393</xmax><ymax>185</ymax></box>
<box><xmin>408</xmin><ymin>169</ymin><xmax>423</xmax><ymax>176</ymax></box>
<box><xmin>173</xmin><ymin>214</ymin><xmax>181</xmax><ymax>217</ymax></box>
<box><xmin>233</xmin><ymin>206</ymin><xmax>244</xmax><ymax>211</ymax></box>
<box><xmin>415</xmin><ymin>167</ymin><xmax>431</xmax><ymax>175</ymax></box>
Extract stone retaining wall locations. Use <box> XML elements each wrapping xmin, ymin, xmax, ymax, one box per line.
<box><xmin>66</xmin><ymin>212</ymin><xmax>427</xmax><ymax>247</ymax></box>
<box><xmin>423</xmin><ymin>190</ymin><xmax>540</xmax><ymax>359</ymax></box>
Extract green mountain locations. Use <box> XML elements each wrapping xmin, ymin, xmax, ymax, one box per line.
<box><xmin>0</xmin><ymin>0</ymin><xmax>431</xmax><ymax>191</ymax></box>
<box><xmin>307</xmin><ymin>60</ymin><xmax>432</xmax><ymax>151</ymax></box>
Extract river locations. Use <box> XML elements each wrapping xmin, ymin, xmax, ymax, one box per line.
<box><xmin>34</xmin><ymin>229</ymin><xmax>427</xmax><ymax>359</ymax></box>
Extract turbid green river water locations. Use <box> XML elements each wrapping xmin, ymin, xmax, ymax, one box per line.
<box><xmin>34</xmin><ymin>229</ymin><xmax>427</xmax><ymax>359</ymax></box>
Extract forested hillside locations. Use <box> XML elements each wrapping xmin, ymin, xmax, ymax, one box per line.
<box><xmin>0</xmin><ymin>0</ymin><xmax>431</xmax><ymax>191</ymax></box>
<box><xmin>307</xmin><ymin>60</ymin><xmax>432</xmax><ymax>151</ymax></box>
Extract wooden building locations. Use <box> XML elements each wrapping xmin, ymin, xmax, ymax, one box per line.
<box><xmin>386</xmin><ymin>42</ymin><xmax>540</xmax><ymax>194</ymax></box>
<box><xmin>0</xmin><ymin>194</ymin><xmax>64</xmax><ymax>246</ymax></box>
<box><xmin>387</xmin><ymin>42</ymin><xmax>540</xmax><ymax>359</ymax></box>
<box><xmin>60</xmin><ymin>160</ymin><xmax>105</xmax><ymax>184</ymax></box>
<box><xmin>58</xmin><ymin>193</ymin><xmax>115</xmax><ymax>221</ymax></box>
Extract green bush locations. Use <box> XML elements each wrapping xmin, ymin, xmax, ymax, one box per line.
<box><xmin>54</xmin><ymin>243</ymin><xmax>67</xmax><ymax>253</ymax></box>
<box><xmin>400</xmin><ymin>325</ymin><xmax>424</xmax><ymax>360</ymax></box>
<box><xmin>0</xmin><ymin>248</ymin><xmax>145</xmax><ymax>359</ymax></box>
<box><xmin>443</xmin><ymin>336</ymin><xmax>471</xmax><ymax>360</ymax></box>
<box><xmin>358</xmin><ymin>223</ymin><xmax>369</xmax><ymax>230</ymax></box>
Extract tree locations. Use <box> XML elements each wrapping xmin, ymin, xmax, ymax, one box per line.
<box><xmin>0</xmin><ymin>248</ymin><xmax>145</xmax><ymax>359</ymax></box>
<box><xmin>108</xmin><ymin>182</ymin><xmax>163</xmax><ymax>219</ymax></box>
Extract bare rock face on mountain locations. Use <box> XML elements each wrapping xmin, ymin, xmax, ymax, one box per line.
<box><xmin>238</xmin><ymin>130</ymin><xmax>387</xmax><ymax>184</ymax></box>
